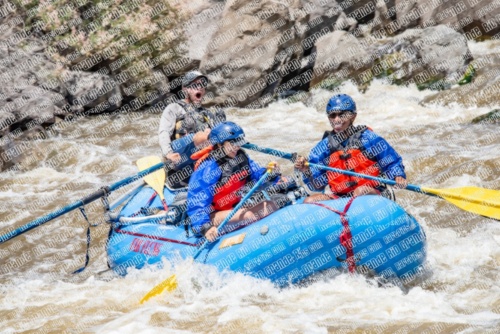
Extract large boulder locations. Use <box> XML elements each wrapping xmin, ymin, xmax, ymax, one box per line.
<box><xmin>471</xmin><ymin>109</ymin><xmax>500</xmax><ymax>124</ymax></box>
<box><xmin>199</xmin><ymin>0</ymin><xmax>311</xmax><ymax>108</ymax></box>
<box><xmin>181</xmin><ymin>0</ymin><xmax>225</xmax><ymax>63</ymax></box>
<box><xmin>425</xmin><ymin>0</ymin><xmax>500</xmax><ymax>37</ymax></box>
<box><xmin>311</xmin><ymin>30</ymin><xmax>370</xmax><ymax>89</ymax></box>
<box><xmin>61</xmin><ymin>71</ymin><xmax>121</xmax><ymax>112</ymax></box>
<box><xmin>312</xmin><ymin>25</ymin><xmax>471</xmax><ymax>90</ymax></box>
<box><xmin>420</xmin><ymin>52</ymin><xmax>500</xmax><ymax>108</ymax></box>
<box><xmin>0</xmin><ymin>42</ymin><xmax>121</xmax><ymax>134</ymax></box>
<box><xmin>384</xmin><ymin>25</ymin><xmax>471</xmax><ymax>88</ymax></box>
<box><xmin>0</xmin><ymin>28</ymin><xmax>63</xmax><ymax>132</ymax></box>
<box><xmin>390</xmin><ymin>0</ymin><xmax>500</xmax><ymax>37</ymax></box>
<box><xmin>0</xmin><ymin>7</ymin><xmax>126</xmax><ymax>171</ymax></box>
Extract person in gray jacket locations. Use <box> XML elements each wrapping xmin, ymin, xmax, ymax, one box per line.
<box><xmin>158</xmin><ymin>70</ymin><xmax>226</xmax><ymax>188</ymax></box>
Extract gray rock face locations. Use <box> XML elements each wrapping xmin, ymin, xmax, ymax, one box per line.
<box><xmin>182</xmin><ymin>0</ymin><xmax>225</xmax><ymax>63</ymax></box>
<box><xmin>381</xmin><ymin>25</ymin><xmax>471</xmax><ymax>88</ymax></box>
<box><xmin>200</xmin><ymin>0</ymin><xmax>307</xmax><ymax>108</ymax></box>
<box><xmin>312</xmin><ymin>30</ymin><xmax>369</xmax><ymax>87</ymax></box>
<box><xmin>1</xmin><ymin>0</ymin><xmax>499</xmax><ymax>170</ymax></box>
<box><xmin>1</xmin><ymin>0</ymin><xmax>494</xmax><ymax>121</ymax></box>
<box><xmin>196</xmin><ymin>0</ymin><xmax>481</xmax><ymax>106</ymax></box>
<box><xmin>0</xmin><ymin>42</ymin><xmax>60</xmax><ymax>132</ymax></box>
<box><xmin>418</xmin><ymin>0</ymin><xmax>500</xmax><ymax>38</ymax></box>
<box><xmin>61</xmin><ymin>71</ymin><xmax>121</xmax><ymax>111</ymax></box>
<box><xmin>0</xmin><ymin>7</ymin><xmax>128</xmax><ymax>129</ymax></box>
<box><xmin>0</xmin><ymin>9</ymin><xmax>122</xmax><ymax>171</ymax></box>
<box><xmin>421</xmin><ymin>51</ymin><xmax>500</xmax><ymax>108</ymax></box>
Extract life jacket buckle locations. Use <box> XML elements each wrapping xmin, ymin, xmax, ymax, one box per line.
<box><xmin>346</xmin><ymin>181</ymin><xmax>357</xmax><ymax>188</ymax></box>
<box><xmin>340</xmin><ymin>153</ymin><xmax>351</xmax><ymax>160</ymax></box>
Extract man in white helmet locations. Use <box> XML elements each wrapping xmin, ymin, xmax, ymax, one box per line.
<box><xmin>158</xmin><ymin>70</ymin><xmax>226</xmax><ymax>188</ymax></box>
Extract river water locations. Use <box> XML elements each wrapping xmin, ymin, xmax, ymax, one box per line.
<box><xmin>0</xmin><ymin>41</ymin><xmax>499</xmax><ymax>333</ymax></box>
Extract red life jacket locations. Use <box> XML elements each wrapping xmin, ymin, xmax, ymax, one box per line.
<box><xmin>193</xmin><ymin>149</ymin><xmax>252</xmax><ymax>211</ymax></box>
<box><xmin>326</xmin><ymin>126</ymin><xmax>381</xmax><ymax>195</ymax></box>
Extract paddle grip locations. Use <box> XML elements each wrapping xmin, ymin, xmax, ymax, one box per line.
<box><xmin>81</xmin><ymin>187</ymin><xmax>111</xmax><ymax>205</ymax></box>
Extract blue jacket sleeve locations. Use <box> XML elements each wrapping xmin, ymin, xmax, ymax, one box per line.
<box><xmin>303</xmin><ymin>138</ymin><xmax>330</xmax><ymax>192</ymax></box>
<box><xmin>170</xmin><ymin>133</ymin><xmax>194</xmax><ymax>152</ymax></box>
<box><xmin>361</xmin><ymin>130</ymin><xmax>406</xmax><ymax>180</ymax></box>
<box><xmin>187</xmin><ymin>160</ymin><xmax>221</xmax><ymax>234</ymax></box>
<box><xmin>170</xmin><ymin>134</ymin><xmax>197</xmax><ymax>171</ymax></box>
<box><xmin>247</xmin><ymin>155</ymin><xmax>266</xmax><ymax>182</ymax></box>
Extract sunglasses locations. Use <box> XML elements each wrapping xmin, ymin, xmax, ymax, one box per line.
<box><xmin>185</xmin><ymin>81</ymin><xmax>208</xmax><ymax>89</ymax></box>
<box><xmin>328</xmin><ymin>111</ymin><xmax>350</xmax><ymax>119</ymax></box>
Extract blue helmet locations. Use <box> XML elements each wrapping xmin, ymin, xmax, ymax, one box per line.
<box><xmin>209</xmin><ymin>121</ymin><xmax>246</xmax><ymax>145</ymax></box>
<box><xmin>326</xmin><ymin>94</ymin><xmax>356</xmax><ymax>114</ymax></box>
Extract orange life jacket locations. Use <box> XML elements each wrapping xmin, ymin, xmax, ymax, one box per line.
<box><xmin>326</xmin><ymin>126</ymin><xmax>381</xmax><ymax>195</ymax></box>
<box><xmin>191</xmin><ymin>145</ymin><xmax>214</xmax><ymax>170</ymax></box>
<box><xmin>192</xmin><ymin>148</ymin><xmax>252</xmax><ymax>211</ymax></box>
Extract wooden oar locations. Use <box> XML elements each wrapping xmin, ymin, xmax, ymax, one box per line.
<box><xmin>136</xmin><ymin>156</ymin><xmax>168</xmax><ymax>211</ymax></box>
<box><xmin>140</xmin><ymin>165</ymin><xmax>274</xmax><ymax>304</ymax></box>
<box><xmin>242</xmin><ymin>143</ymin><xmax>500</xmax><ymax>221</ymax></box>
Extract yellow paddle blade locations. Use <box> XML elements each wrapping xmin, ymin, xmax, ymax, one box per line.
<box><xmin>421</xmin><ymin>186</ymin><xmax>500</xmax><ymax>220</ymax></box>
<box><xmin>140</xmin><ymin>274</ymin><xmax>178</xmax><ymax>304</ymax></box>
<box><xmin>136</xmin><ymin>156</ymin><xmax>166</xmax><ymax>201</ymax></box>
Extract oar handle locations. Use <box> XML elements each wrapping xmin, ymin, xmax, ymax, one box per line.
<box><xmin>193</xmin><ymin>167</ymin><xmax>272</xmax><ymax>259</ymax></box>
<box><xmin>0</xmin><ymin>162</ymin><xmax>165</xmax><ymax>244</ymax></box>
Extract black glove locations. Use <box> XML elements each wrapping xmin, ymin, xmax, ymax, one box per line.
<box><xmin>199</xmin><ymin>222</ymin><xmax>213</xmax><ymax>236</ymax></box>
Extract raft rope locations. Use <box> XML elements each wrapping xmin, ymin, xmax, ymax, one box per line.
<box><xmin>307</xmin><ymin>197</ymin><xmax>356</xmax><ymax>273</ymax></box>
<box><xmin>130</xmin><ymin>192</ymin><xmax>158</xmax><ymax>217</ymax></box>
<box><xmin>73</xmin><ymin>190</ymin><xmax>110</xmax><ymax>274</ymax></box>
<box><xmin>113</xmin><ymin>227</ymin><xmax>199</xmax><ymax>247</ymax></box>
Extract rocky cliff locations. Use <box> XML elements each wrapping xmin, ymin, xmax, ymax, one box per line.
<box><xmin>1</xmin><ymin>0</ymin><xmax>499</xmax><ymax>170</ymax></box>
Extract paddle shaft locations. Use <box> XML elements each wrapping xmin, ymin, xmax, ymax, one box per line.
<box><xmin>0</xmin><ymin>162</ymin><xmax>165</xmax><ymax>244</ymax></box>
<box><xmin>242</xmin><ymin>143</ymin><xmax>430</xmax><ymax>195</ymax></box>
<box><xmin>193</xmin><ymin>168</ymin><xmax>272</xmax><ymax>259</ymax></box>
<box><xmin>142</xmin><ymin>167</ymin><xmax>273</xmax><ymax>302</ymax></box>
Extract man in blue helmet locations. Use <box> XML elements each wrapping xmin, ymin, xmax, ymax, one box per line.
<box><xmin>158</xmin><ymin>70</ymin><xmax>226</xmax><ymax>188</ymax></box>
<box><xmin>294</xmin><ymin>94</ymin><xmax>407</xmax><ymax>202</ymax></box>
<box><xmin>187</xmin><ymin>121</ymin><xmax>283</xmax><ymax>242</ymax></box>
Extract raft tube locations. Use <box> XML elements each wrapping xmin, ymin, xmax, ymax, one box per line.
<box><xmin>107</xmin><ymin>188</ymin><xmax>427</xmax><ymax>287</ymax></box>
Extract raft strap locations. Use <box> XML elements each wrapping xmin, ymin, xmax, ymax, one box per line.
<box><xmin>101</xmin><ymin>187</ymin><xmax>110</xmax><ymax>211</ymax></box>
<box><xmin>113</xmin><ymin>227</ymin><xmax>199</xmax><ymax>247</ymax></box>
<box><xmin>130</xmin><ymin>192</ymin><xmax>158</xmax><ymax>217</ymax></box>
<box><xmin>307</xmin><ymin>198</ymin><xmax>356</xmax><ymax>273</ymax></box>
<box><xmin>73</xmin><ymin>206</ymin><xmax>102</xmax><ymax>274</ymax></box>
<box><xmin>74</xmin><ymin>187</ymin><xmax>111</xmax><ymax>274</ymax></box>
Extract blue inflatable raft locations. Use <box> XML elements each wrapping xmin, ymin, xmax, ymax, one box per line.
<box><xmin>106</xmin><ymin>184</ymin><xmax>427</xmax><ymax>287</ymax></box>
